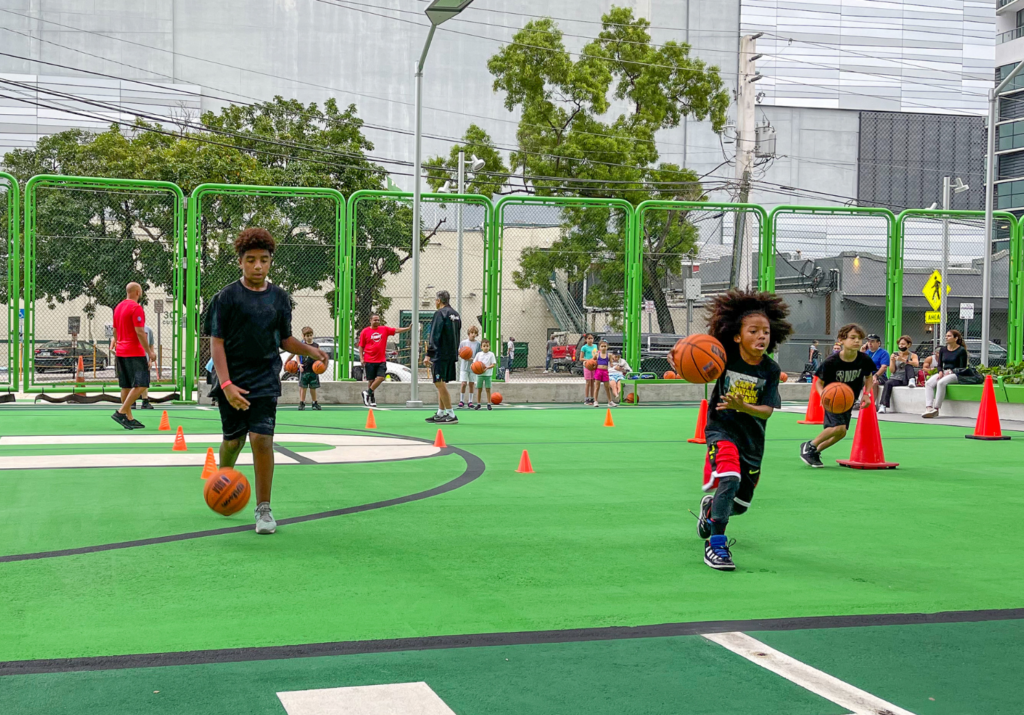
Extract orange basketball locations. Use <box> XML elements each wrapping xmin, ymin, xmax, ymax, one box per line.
<box><xmin>625</xmin><ymin>392</ymin><xmax>636</xmax><ymax>403</ymax></box>
<box><xmin>203</xmin><ymin>468</ymin><xmax>251</xmax><ymax>516</ymax></box>
<box><xmin>584</xmin><ymin>359</ymin><xmax>597</xmax><ymax>371</ymax></box>
<box><xmin>285</xmin><ymin>360</ymin><xmax>298</xmax><ymax>374</ymax></box>
<box><xmin>312</xmin><ymin>360</ymin><xmax>328</xmax><ymax>375</ymax></box>
<box><xmin>780</xmin><ymin>372</ymin><xmax>789</xmax><ymax>383</ymax></box>
<box><xmin>821</xmin><ymin>382</ymin><xmax>855</xmax><ymax>414</ymax></box>
<box><xmin>663</xmin><ymin>370</ymin><xmax>678</xmax><ymax>380</ymax></box>
<box><xmin>471</xmin><ymin>360</ymin><xmax>486</xmax><ymax>375</ymax></box>
<box><xmin>490</xmin><ymin>391</ymin><xmax>502</xmax><ymax>405</ymax></box>
<box><xmin>459</xmin><ymin>346</ymin><xmax>473</xmax><ymax>360</ymax></box>
<box><xmin>670</xmin><ymin>335</ymin><xmax>727</xmax><ymax>384</ymax></box>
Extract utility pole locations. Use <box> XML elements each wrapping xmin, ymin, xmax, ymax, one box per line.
<box><xmin>730</xmin><ymin>33</ymin><xmax>762</xmax><ymax>291</ymax></box>
<box><xmin>456</xmin><ymin>149</ymin><xmax>465</xmax><ymax>318</ymax></box>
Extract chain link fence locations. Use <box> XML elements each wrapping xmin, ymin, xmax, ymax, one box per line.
<box><xmin>493</xmin><ymin>197</ymin><xmax>632</xmax><ymax>383</ymax></box>
<box><xmin>346</xmin><ymin>192</ymin><xmax>490</xmax><ymax>383</ymax></box>
<box><xmin>768</xmin><ymin>208</ymin><xmax>894</xmax><ymax>377</ymax></box>
<box><xmin>23</xmin><ymin>176</ymin><xmax>184</xmax><ymax>392</ymax></box>
<box><xmin>898</xmin><ymin>210</ymin><xmax>1015</xmax><ymax>367</ymax></box>
<box><xmin>1</xmin><ymin>172</ymin><xmax>16</xmax><ymax>392</ymax></box>
<box><xmin>188</xmin><ymin>185</ymin><xmax>344</xmax><ymax>396</ymax></box>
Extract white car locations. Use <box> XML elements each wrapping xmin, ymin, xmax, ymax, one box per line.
<box><xmin>279</xmin><ymin>338</ymin><xmax>412</xmax><ymax>383</ymax></box>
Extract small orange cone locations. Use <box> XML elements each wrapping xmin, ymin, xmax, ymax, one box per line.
<box><xmin>75</xmin><ymin>355</ymin><xmax>85</xmax><ymax>384</ymax></box>
<box><xmin>837</xmin><ymin>393</ymin><xmax>898</xmax><ymax>469</ymax></box>
<box><xmin>365</xmin><ymin>409</ymin><xmax>377</xmax><ymax>429</ymax></box>
<box><xmin>433</xmin><ymin>429</ymin><xmax>447</xmax><ymax>448</ymax></box>
<box><xmin>516</xmin><ymin>449</ymin><xmax>534</xmax><ymax>473</ymax></box>
<box><xmin>688</xmin><ymin>399</ymin><xmax>708</xmax><ymax>444</ymax></box>
<box><xmin>966</xmin><ymin>375</ymin><xmax>1011</xmax><ymax>441</ymax></box>
<box><xmin>172</xmin><ymin>425</ymin><xmax>187</xmax><ymax>452</ymax></box>
<box><xmin>158</xmin><ymin>410</ymin><xmax>170</xmax><ymax>431</ymax></box>
<box><xmin>604</xmin><ymin>408</ymin><xmax>615</xmax><ymax>427</ymax></box>
<box><xmin>799</xmin><ymin>377</ymin><xmax>825</xmax><ymax>425</ymax></box>
<box><xmin>200</xmin><ymin>447</ymin><xmax>217</xmax><ymax>479</ymax></box>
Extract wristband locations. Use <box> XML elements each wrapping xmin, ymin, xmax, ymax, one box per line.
<box><xmin>220</xmin><ymin>380</ymin><xmax>233</xmax><ymax>389</ymax></box>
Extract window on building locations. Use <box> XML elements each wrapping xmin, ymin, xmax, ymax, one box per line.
<box><xmin>995</xmin><ymin>179</ymin><xmax>1024</xmax><ymax>210</ymax></box>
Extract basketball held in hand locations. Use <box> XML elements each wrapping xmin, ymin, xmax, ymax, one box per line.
<box><xmin>821</xmin><ymin>382</ymin><xmax>855</xmax><ymax>414</ymax></box>
<box><xmin>584</xmin><ymin>359</ymin><xmax>597</xmax><ymax>371</ymax></box>
<box><xmin>471</xmin><ymin>360</ymin><xmax>486</xmax><ymax>375</ymax></box>
<box><xmin>459</xmin><ymin>346</ymin><xmax>473</xmax><ymax>360</ymax></box>
<box><xmin>312</xmin><ymin>360</ymin><xmax>328</xmax><ymax>375</ymax></box>
<box><xmin>670</xmin><ymin>335</ymin><xmax>727</xmax><ymax>384</ymax></box>
<box><xmin>285</xmin><ymin>360</ymin><xmax>298</xmax><ymax>374</ymax></box>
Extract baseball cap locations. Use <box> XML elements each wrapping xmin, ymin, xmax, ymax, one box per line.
<box><xmin>866</xmin><ymin>333</ymin><xmax>881</xmax><ymax>341</ymax></box>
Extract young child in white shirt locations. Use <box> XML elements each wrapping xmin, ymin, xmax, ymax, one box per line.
<box><xmin>608</xmin><ymin>352</ymin><xmax>631</xmax><ymax>403</ymax></box>
<box><xmin>457</xmin><ymin>326</ymin><xmax>481</xmax><ymax>409</ymax></box>
<box><xmin>473</xmin><ymin>339</ymin><xmax>498</xmax><ymax>410</ymax></box>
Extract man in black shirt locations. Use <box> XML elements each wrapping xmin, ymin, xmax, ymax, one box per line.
<box><xmin>800</xmin><ymin>323</ymin><xmax>876</xmax><ymax>468</ymax></box>
<box><xmin>423</xmin><ymin>290</ymin><xmax>462</xmax><ymax>424</ymax></box>
<box><xmin>207</xmin><ymin>228</ymin><xmax>328</xmax><ymax>535</ymax></box>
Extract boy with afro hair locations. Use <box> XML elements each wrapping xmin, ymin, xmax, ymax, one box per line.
<box><xmin>695</xmin><ymin>289</ymin><xmax>793</xmax><ymax>570</ymax></box>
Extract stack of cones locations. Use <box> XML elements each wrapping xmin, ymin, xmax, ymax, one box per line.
<box><xmin>516</xmin><ymin>450</ymin><xmax>534</xmax><ymax>473</ymax></box>
<box><xmin>798</xmin><ymin>377</ymin><xmax>824</xmax><ymax>425</ymax></box>
<box><xmin>172</xmin><ymin>425</ymin><xmax>187</xmax><ymax>452</ymax></box>
<box><xmin>200</xmin><ymin>447</ymin><xmax>217</xmax><ymax>479</ymax></box>
<box><xmin>966</xmin><ymin>375</ymin><xmax>1011</xmax><ymax>441</ymax></box>
<box><xmin>688</xmin><ymin>399</ymin><xmax>708</xmax><ymax>444</ymax></box>
<box><xmin>604</xmin><ymin>408</ymin><xmax>615</xmax><ymax>427</ymax></box>
<box><xmin>158</xmin><ymin>411</ymin><xmax>170</xmax><ymax>431</ymax></box>
<box><xmin>837</xmin><ymin>393</ymin><xmax>898</xmax><ymax>469</ymax></box>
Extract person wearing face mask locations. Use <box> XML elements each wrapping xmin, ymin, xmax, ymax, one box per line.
<box><xmin>878</xmin><ymin>335</ymin><xmax>919</xmax><ymax>414</ymax></box>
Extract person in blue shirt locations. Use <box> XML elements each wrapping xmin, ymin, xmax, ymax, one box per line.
<box><xmin>864</xmin><ymin>334</ymin><xmax>890</xmax><ymax>407</ymax></box>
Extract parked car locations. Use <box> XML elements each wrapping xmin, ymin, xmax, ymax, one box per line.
<box><xmin>34</xmin><ymin>341</ymin><xmax>109</xmax><ymax>373</ymax></box>
<box><xmin>279</xmin><ymin>338</ymin><xmax>412</xmax><ymax>383</ymax></box>
<box><xmin>914</xmin><ymin>339</ymin><xmax>1006</xmax><ymax>368</ymax></box>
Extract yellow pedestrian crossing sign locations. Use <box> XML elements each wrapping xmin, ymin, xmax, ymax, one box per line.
<box><xmin>922</xmin><ymin>270</ymin><xmax>950</xmax><ymax>311</ymax></box>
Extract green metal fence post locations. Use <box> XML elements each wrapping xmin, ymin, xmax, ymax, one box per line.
<box><xmin>1011</xmin><ymin>218</ymin><xmax>1023</xmax><ymax>363</ymax></box>
<box><xmin>1</xmin><ymin>173</ymin><xmax>18</xmax><ymax>392</ymax></box>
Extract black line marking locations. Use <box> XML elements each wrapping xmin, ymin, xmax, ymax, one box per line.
<box><xmin>0</xmin><ymin>446</ymin><xmax>484</xmax><ymax>563</ymax></box>
<box><xmin>272</xmin><ymin>443</ymin><xmax>317</xmax><ymax>465</ymax></box>
<box><xmin>2</xmin><ymin>607</ymin><xmax>1020</xmax><ymax>676</ymax></box>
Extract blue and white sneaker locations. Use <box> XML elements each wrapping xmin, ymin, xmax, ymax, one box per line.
<box><xmin>697</xmin><ymin>495</ymin><xmax>714</xmax><ymax>540</ymax></box>
<box><xmin>704</xmin><ymin>535</ymin><xmax>735</xmax><ymax>571</ymax></box>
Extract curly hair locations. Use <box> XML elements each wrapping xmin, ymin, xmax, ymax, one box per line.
<box><xmin>235</xmin><ymin>227</ymin><xmax>276</xmax><ymax>257</ymax></box>
<box><xmin>836</xmin><ymin>323</ymin><xmax>865</xmax><ymax>341</ymax></box>
<box><xmin>706</xmin><ymin>289</ymin><xmax>793</xmax><ymax>356</ymax></box>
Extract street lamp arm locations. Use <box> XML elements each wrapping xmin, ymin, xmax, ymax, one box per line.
<box><xmin>417</xmin><ymin>25</ymin><xmax>437</xmax><ymax>74</ymax></box>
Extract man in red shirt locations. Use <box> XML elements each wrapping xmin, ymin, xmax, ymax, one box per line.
<box><xmin>357</xmin><ymin>314</ymin><xmax>409</xmax><ymax>407</ymax></box>
<box><xmin>111</xmin><ymin>282</ymin><xmax>156</xmax><ymax>429</ymax></box>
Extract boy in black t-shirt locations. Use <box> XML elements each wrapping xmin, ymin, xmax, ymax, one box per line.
<box><xmin>800</xmin><ymin>323</ymin><xmax>876</xmax><ymax>468</ymax></box>
<box><xmin>285</xmin><ymin>327</ymin><xmax>322</xmax><ymax>411</ymax></box>
<box><xmin>695</xmin><ymin>290</ymin><xmax>793</xmax><ymax>571</ymax></box>
<box><xmin>206</xmin><ymin>228</ymin><xmax>328</xmax><ymax>535</ymax></box>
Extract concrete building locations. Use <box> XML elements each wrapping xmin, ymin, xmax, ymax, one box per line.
<box><xmin>996</xmin><ymin>0</ymin><xmax>1024</xmax><ymax>218</ymax></box>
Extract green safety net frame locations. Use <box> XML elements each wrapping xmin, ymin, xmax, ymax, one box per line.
<box><xmin>22</xmin><ymin>175</ymin><xmax>186</xmax><ymax>393</ymax></box>
<box><xmin>493</xmin><ymin>195</ymin><xmax>635</xmax><ymax>367</ymax></box>
<box><xmin>893</xmin><ymin>209</ymin><xmax>1020</xmax><ymax>362</ymax></box>
<box><xmin>186</xmin><ymin>184</ymin><xmax>346</xmax><ymax>401</ymax></box>
<box><xmin>1</xmin><ymin>172</ymin><xmax>18</xmax><ymax>392</ymax></box>
<box><xmin>345</xmin><ymin>190</ymin><xmax>494</xmax><ymax>379</ymax></box>
<box><xmin>769</xmin><ymin>205</ymin><xmax>898</xmax><ymax>348</ymax></box>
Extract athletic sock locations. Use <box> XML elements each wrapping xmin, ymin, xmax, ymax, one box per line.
<box><xmin>447</xmin><ymin>409</ymin><xmax>455</xmax><ymax>417</ymax></box>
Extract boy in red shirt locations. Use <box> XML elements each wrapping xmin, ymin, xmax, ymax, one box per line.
<box><xmin>111</xmin><ymin>282</ymin><xmax>156</xmax><ymax>429</ymax></box>
<box><xmin>357</xmin><ymin>314</ymin><xmax>410</xmax><ymax>407</ymax></box>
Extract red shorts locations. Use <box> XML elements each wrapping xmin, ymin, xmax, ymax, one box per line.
<box><xmin>702</xmin><ymin>440</ymin><xmax>761</xmax><ymax>512</ymax></box>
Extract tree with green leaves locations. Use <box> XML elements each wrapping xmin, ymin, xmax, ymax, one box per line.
<box><xmin>481</xmin><ymin>5</ymin><xmax>729</xmax><ymax>333</ymax></box>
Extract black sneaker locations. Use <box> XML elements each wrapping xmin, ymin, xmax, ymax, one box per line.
<box><xmin>425</xmin><ymin>413</ymin><xmax>443</xmax><ymax>423</ymax></box>
<box><xmin>128</xmin><ymin>419</ymin><xmax>145</xmax><ymax>430</ymax></box>
<box><xmin>441</xmin><ymin>414</ymin><xmax>459</xmax><ymax>424</ymax></box>
<box><xmin>370</xmin><ymin>395</ymin><xmax>377</xmax><ymax>407</ymax></box>
<box><xmin>473</xmin><ymin>404</ymin><xmax>482</xmax><ymax>410</ymax></box>
<box><xmin>312</xmin><ymin>402</ymin><xmax>321</xmax><ymax>411</ymax></box>
<box><xmin>361</xmin><ymin>390</ymin><xmax>370</xmax><ymax>407</ymax></box>
<box><xmin>111</xmin><ymin>411</ymin><xmax>133</xmax><ymax>430</ymax></box>
<box><xmin>697</xmin><ymin>494</ymin><xmax>714</xmax><ymax>540</ymax></box>
<box><xmin>704</xmin><ymin>536</ymin><xmax>736</xmax><ymax>571</ymax></box>
<box><xmin>799</xmin><ymin>441</ymin><xmax>823</xmax><ymax>468</ymax></box>
<box><xmin>298</xmin><ymin>401</ymin><xmax>305</xmax><ymax>411</ymax></box>
<box><xmin>140</xmin><ymin>400</ymin><xmax>153</xmax><ymax>410</ymax></box>
<box><xmin>487</xmin><ymin>404</ymin><xmax>492</xmax><ymax>411</ymax></box>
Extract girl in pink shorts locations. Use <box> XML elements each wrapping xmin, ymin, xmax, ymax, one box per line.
<box><xmin>594</xmin><ymin>341</ymin><xmax>614</xmax><ymax>406</ymax></box>
<box><xmin>578</xmin><ymin>333</ymin><xmax>598</xmax><ymax>405</ymax></box>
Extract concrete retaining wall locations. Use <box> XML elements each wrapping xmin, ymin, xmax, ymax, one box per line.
<box><xmin>890</xmin><ymin>386</ymin><xmax>1024</xmax><ymax>421</ymax></box>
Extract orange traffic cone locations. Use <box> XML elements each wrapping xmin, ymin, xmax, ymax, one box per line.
<box><xmin>837</xmin><ymin>393</ymin><xmax>898</xmax><ymax>469</ymax></box>
<box><xmin>966</xmin><ymin>375</ymin><xmax>1011</xmax><ymax>441</ymax></box>
<box><xmin>365</xmin><ymin>409</ymin><xmax>377</xmax><ymax>429</ymax></box>
<box><xmin>158</xmin><ymin>410</ymin><xmax>170</xmax><ymax>431</ymax></box>
<box><xmin>433</xmin><ymin>429</ymin><xmax>447</xmax><ymax>448</ymax></box>
<box><xmin>798</xmin><ymin>377</ymin><xmax>825</xmax><ymax>425</ymax></box>
<box><xmin>200</xmin><ymin>447</ymin><xmax>217</xmax><ymax>479</ymax></box>
<box><xmin>604</xmin><ymin>408</ymin><xmax>615</xmax><ymax>427</ymax></box>
<box><xmin>75</xmin><ymin>355</ymin><xmax>85</xmax><ymax>384</ymax></box>
<box><xmin>172</xmin><ymin>425</ymin><xmax>187</xmax><ymax>452</ymax></box>
<box><xmin>516</xmin><ymin>449</ymin><xmax>534</xmax><ymax>473</ymax></box>
<box><xmin>688</xmin><ymin>399</ymin><xmax>708</xmax><ymax>444</ymax></box>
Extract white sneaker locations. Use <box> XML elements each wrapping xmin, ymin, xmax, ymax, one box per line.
<box><xmin>361</xmin><ymin>390</ymin><xmax>370</xmax><ymax>407</ymax></box>
<box><xmin>878</xmin><ymin>405</ymin><xmax>886</xmax><ymax>414</ymax></box>
<box><xmin>922</xmin><ymin>408</ymin><xmax>938</xmax><ymax>418</ymax></box>
<box><xmin>255</xmin><ymin>502</ymin><xmax>277</xmax><ymax>534</ymax></box>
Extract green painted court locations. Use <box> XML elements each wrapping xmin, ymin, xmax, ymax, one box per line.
<box><xmin>2</xmin><ymin>403</ymin><xmax>1022</xmax><ymax>714</ymax></box>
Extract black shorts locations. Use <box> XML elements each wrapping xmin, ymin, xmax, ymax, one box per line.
<box><xmin>299</xmin><ymin>371</ymin><xmax>321</xmax><ymax>389</ymax></box>
<box><xmin>703</xmin><ymin>440</ymin><xmax>761</xmax><ymax>514</ymax></box>
<box><xmin>824</xmin><ymin>409</ymin><xmax>853</xmax><ymax>429</ymax></box>
<box><xmin>364</xmin><ymin>361</ymin><xmax>387</xmax><ymax>382</ymax></box>
<box><xmin>218</xmin><ymin>395</ymin><xmax>278</xmax><ymax>440</ymax></box>
<box><xmin>116</xmin><ymin>356</ymin><xmax>150</xmax><ymax>389</ymax></box>
<box><xmin>432</xmin><ymin>359</ymin><xmax>457</xmax><ymax>384</ymax></box>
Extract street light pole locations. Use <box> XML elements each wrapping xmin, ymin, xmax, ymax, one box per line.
<box><xmin>940</xmin><ymin>176</ymin><xmax>950</xmax><ymax>343</ymax></box>
<box><xmin>457</xmin><ymin>149</ymin><xmax>465</xmax><ymax>317</ymax></box>
<box><xmin>983</xmin><ymin>61</ymin><xmax>1024</xmax><ymax>365</ymax></box>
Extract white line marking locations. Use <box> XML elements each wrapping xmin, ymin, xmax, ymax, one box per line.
<box><xmin>703</xmin><ymin>632</ymin><xmax>916</xmax><ymax>715</ymax></box>
<box><xmin>277</xmin><ymin>682</ymin><xmax>456</xmax><ymax>714</ymax></box>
